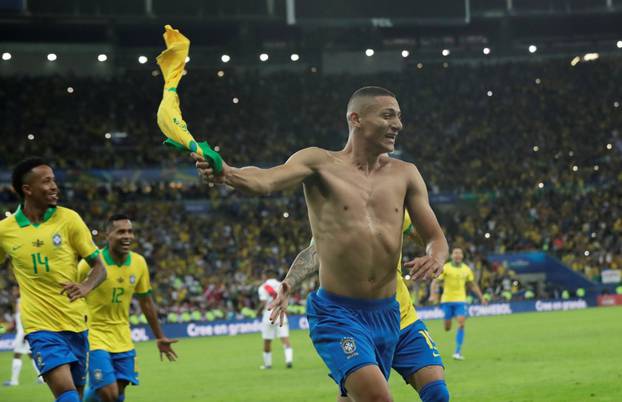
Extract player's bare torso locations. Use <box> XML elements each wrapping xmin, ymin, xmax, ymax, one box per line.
<box><xmin>304</xmin><ymin>150</ymin><xmax>410</xmax><ymax>299</ymax></box>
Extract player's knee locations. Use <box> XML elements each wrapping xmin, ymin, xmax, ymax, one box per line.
<box><xmin>419</xmin><ymin>380</ymin><xmax>450</xmax><ymax>402</ymax></box>
<box><xmin>99</xmin><ymin>387</ymin><xmax>119</xmax><ymax>402</ymax></box>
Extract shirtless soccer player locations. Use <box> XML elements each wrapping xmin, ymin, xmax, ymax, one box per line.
<box><xmin>194</xmin><ymin>86</ymin><xmax>449</xmax><ymax>402</ymax></box>
<box><xmin>269</xmin><ymin>211</ymin><xmax>448</xmax><ymax>401</ymax></box>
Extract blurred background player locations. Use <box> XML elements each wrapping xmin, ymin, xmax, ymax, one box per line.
<box><xmin>430</xmin><ymin>248</ymin><xmax>487</xmax><ymax>360</ymax></box>
<box><xmin>269</xmin><ymin>211</ymin><xmax>449</xmax><ymax>402</ymax></box>
<box><xmin>0</xmin><ymin>157</ymin><xmax>107</xmax><ymax>402</ymax></box>
<box><xmin>3</xmin><ymin>285</ymin><xmax>44</xmax><ymax>386</ymax></box>
<box><xmin>256</xmin><ymin>270</ymin><xmax>293</xmax><ymax>369</ymax></box>
<box><xmin>79</xmin><ymin>214</ymin><xmax>178</xmax><ymax>402</ymax></box>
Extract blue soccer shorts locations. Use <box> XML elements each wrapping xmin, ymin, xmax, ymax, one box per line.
<box><xmin>88</xmin><ymin>349</ymin><xmax>139</xmax><ymax>390</ymax></box>
<box><xmin>26</xmin><ymin>330</ymin><xmax>89</xmax><ymax>386</ymax></box>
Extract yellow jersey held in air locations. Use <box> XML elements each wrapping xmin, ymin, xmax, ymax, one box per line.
<box><xmin>0</xmin><ymin>205</ymin><xmax>99</xmax><ymax>334</ymax></box>
<box><xmin>438</xmin><ymin>262</ymin><xmax>474</xmax><ymax>303</ymax></box>
<box><xmin>396</xmin><ymin>211</ymin><xmax>418</xmax><ymax>329</ymax></box>
<box><xmin>78</xmin><ymin>247</ymin><xmax>151</xmax><ymax>353</ymax></box>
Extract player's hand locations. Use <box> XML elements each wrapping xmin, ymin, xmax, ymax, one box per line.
<box><xmin>156</xmin><ymin>337</ymin><xmax>179</xmax><ymax>362</ymax></box>
<box><xmin>60</xmin><ymin>282</ymin><xmax>92</xmax><ymax>302</ymax></box>
<box><xmin>267</xmin><ymin>280</ymin><xmax>292</xmax><ymax>327</ymax></box>
<box><xmin>191</xmin><ymin>152</ymin><xmax>230</xmax><ymax>185</ymax></box>
<box><xmin>404</xmin><ymin>256</ymin><xmax>444</xmax><ymax>281</ymax></box>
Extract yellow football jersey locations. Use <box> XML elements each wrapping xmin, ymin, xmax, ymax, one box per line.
<box><xmin>396</xmin><ymin>211</ymin><xmax>418</xmax><ymax>329</ymax></box>
<box><xmin>0</xmin><ymin>206</ymin><xmax>99</xmax><ymax>334</ymax></box>
<box><xmin>78</xmin><ymin>248</ymin><xmax>151</xmax><ymax>353</ymax></box>
<box><xmin>438</xmin><ymin>262</ymin><xmax>474</xmax><ymax>303</ymax></box>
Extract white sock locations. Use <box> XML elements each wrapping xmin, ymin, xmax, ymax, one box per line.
<box><xmin>31</xmin><ymin>358</ymin><xmax>41</xmax><ymax>376</ymax></box>
<box><xmin>263</xmin><ymin>352</ymin><xmax>272</xmax><ymax>367</ymax></box>
<box><xmin>11</xmin><ymin>358</ymin><xmax>22</xmax><ymax>385</ymax></box>
<box><xmin>284</xmin><ymin>347</ymin><xmax>293</xmax><ymax>364</ymax></box>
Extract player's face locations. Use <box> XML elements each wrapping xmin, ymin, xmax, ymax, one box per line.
<box><xmin>451</xmin><ymin>248</ymin><xmax>464</xmax><ymax>264</ymax></box>
<box><xmin>108</xmin><ymin>219</ymin><xmax>135</xmax><ymax>255</ymax></box>
<box><xmin>23</xmin><ymin>165</ymin><xmax>59</xmax><ymax>207</ymax></box>
<box><xmin>359</xmin><ymin>96</ymin><xmax>403</xmax><ymax>152</ymax></box>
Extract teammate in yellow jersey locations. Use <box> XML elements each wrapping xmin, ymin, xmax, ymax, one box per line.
<box><xmin>430</xmin><ymin>248</ymin><xmax>487</xmax><ymax>360</ymax></box>
<box><xmin>0</xmin><ymin>157</ymin><xmax>107</xmax><ymax>402</ymax></box>
<box><xmin>79</xmin><ymin>214</ymin><xmax>178</xmax><ymax>402</ymax></box>
<box><xmin>269</xmin><ymin>211</ymin><xmax>448</xmax><ymax>402</ymax></box>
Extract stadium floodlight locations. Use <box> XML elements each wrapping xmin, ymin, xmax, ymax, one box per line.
<box><xmin>290</xmin><ymin>53</ymin><xmax>300</xmax><ymax>62</ymax></box>
<box><xmin>584</xmin><ymin>250</ymin><xmax>590</xmax><ymax>256</ymax></box>
<box><xmin>614</xmin><ymin>101</ymin><xmax>620</xmax><ymax>108</ymax></box>
<box><xmin>47</xmin><ymin>53</ymin><xmax>57</xmax><ymax>61</ymax></box>
<box><xmin>533</xmin><ymin>145</ymin><xmax>539</xmax><ymax>152</ymax></box>
<box><xmin>617</xmin><ymin>40</ymin><xmax>622</xmax><ymax>49</ymax></box>
<box><xmin>417</xmin><ymin>63</ymin><xmax>423</xmax><ymax>69</ymax></box>
<box><xmin>487</xmin><ymin>90</ymin><xmax>493</xmax><ymax>97</ymax></box>
<box><xmin>583</xmin><ymin>53</ymin><xmax>599</xmax><ymax>62</ymax></box>
<box><xmin>442</xmin><ymin>49</ymin><xmax>450</xmax><ymax>57</ymax></box>
<box><xmin>105</xmin><ymin>132</ymin><xmax>112</xmax><ymax>139</ymax></box>
<box><xmin>593</xmin><ymin>165</ymin><xmax>599</xmax><ymax>171</ymax></box>
<box><xmin>572</xmin><ymin>165</ymin><xmax>578</xmax><ymax>172</ymax></box>
<box><xmin>185</xmin><ymin>56</ymin><xmax>190</xmax><ymax>63</ymax></box>
<box><xmin>232</xmin><ymin>97</ymin><xmax>239</xmax><ymax>104</ymax></box>
<box><xmin>538</xmin><ymin>182</ymin><xmax>544</xmax><ymax>189</ymax></box>
<box><xmin>4</xmin><ymin>211</ymin><xmax>10</xmax><ymax>217</ymax></box>
<box><xmin>570</xmin><ymin>56</ymin><xmax>580</xmax><ymax>66</ymax></box>
<box><xmin>138</xmin><ymin>56</ymin><xmax>148</xmax><ymax>64</ymax></box>
<box><xmin>91</xmin><ymin>229</ymin><xmax>98</xmax><ymax>236</ymax></box>
<box><xmin>483</xmin><ymin>47</ymin><xmax>490</xmax><ymax>55</ymax></box>
<box><xmin>606</xmin><ymin>143</ymin><xmax>612</xmax><ymax>150</ymax></box>
<box><xmin>259</xmin><ymin>53</ymin><xmax>269</xmax><ymax>62</ymax></box>
<box><xmin>2</xmin><ymin>52</ymin><xmax>11</xmax><ymax>61</ymax></box>
<box><xmin>97</xmin><ymin>54</ymin><xmax>107</xmax><ymax>62</ymax></box>
<box><xmin>365</xmin><ymin>49</ymin><xmax>374</xmax><ymax>57</ymax></box>
<box><xmin>528</xmin><ymin>45</ymin><xmax>537</xmax><ymax>54</ymax></box>
<box><xmin>221</xmin><ymin>54</ymin><xmax>231</xmax><ymax>63</ymax></box>
<box><xmin>217</xmin><ymin>70</ymin><xmax>224</xmax><ymax>78</ymax></box>
<box><xmin>401</xmin><ymin>50</ymin><xmax>410</xmax><ymax>58</ymax></box>
<box><xmin>535</xmin><ymin>78</ymin><xmax>541</xmax><ymax>85</ymax></box>
<box><xmin>283</xmin><ymin>212</ymin><xmax>289</xmax><ymax>218</ymax></box>
<box><xmin>484</xmin><ymin>232</ymin><xmax>491</xmax><ymax>239</ymax></box>
<box><xmin>27</xmin><ymin>134</ymin><xmax>35</xmax><ymax>140</ymax></box>
<box><xmin>67</xmin><ymin>87</ymin><xmax>74</xmax><ymax>93</ymax></box>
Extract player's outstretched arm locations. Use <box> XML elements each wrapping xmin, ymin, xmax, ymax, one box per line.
<box><xmin>62</xmin><ymin>255</ymin><xmax>107</xmax><ymax>302</ymax></box>
<box><xmin>138</xmin><ymin>295</ymin><xmax>178</xmax><ymax>362</ymax></box>
<box><xmin>403</xmin><ymin>164</ymin><xmax>449</xmax><ymax>281</ymax></box>
<box><xmin>192</xmin><ymin>147</ymin><xmax>326</xmax><ymax>195</ymax></box>
<box><xmin>268</xmin><ymin>241</ymin><xmax>319</xmax><ymax>326</ymax></box>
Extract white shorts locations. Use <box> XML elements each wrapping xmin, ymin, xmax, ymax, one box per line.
<box><xmin>13</xmin><ymin>328</ymin><xmax>30</xmax><ymax>354</ymax></box>
<box><xmin>261</xmin><ymin>317</ymin><xmax>289</xmax><ymax>340</ymax></box>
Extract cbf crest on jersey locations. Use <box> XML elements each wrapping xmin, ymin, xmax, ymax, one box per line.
<box><xmin>52</xmin><ymin>233</ymin><xmax>62</xmax><ymax>247</ymax></box>
<box><xmin>341</xmin><ymin>337</ymin><xmax>357</xmax><ymax>355</ymax></box>
<box><xmin>129</xmin><ymin>275</ymin><xmax>136</xmax><ymax>285</ymax></box>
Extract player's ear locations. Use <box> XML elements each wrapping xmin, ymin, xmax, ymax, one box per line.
<box><xmin>21</xmin><ymin>184</ymin><xmax>32</xmax><ymax>197</ymax></box>
<box><xmin>347</xmin><ymin>111</ymin><xmax>361</xmax><ymax>128</ymax></box>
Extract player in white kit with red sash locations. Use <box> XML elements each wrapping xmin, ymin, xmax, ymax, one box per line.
<box><xmin>257</xmin><ymin>272</ymin><xmax>293</xmax><ymax>369</ymax></box>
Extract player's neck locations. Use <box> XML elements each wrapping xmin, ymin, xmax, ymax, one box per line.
<box><xmin>343</xmin><ymin>135</ymin><xmax>384</xmax><ymax>173</ymax></box>
<box><xmin>109</xmin><ymin>248</ymin><xmax>129</xmax><ymax>265</ymax></box>
<box><xmin>21</xmin><ymin>200</ymin><xmax>50</xmax><ymax>225</ymax></box>
<box><xmin>451</xmin><ymin>261</ymin><xmax>461</xmax><ymax>267</ymax></box>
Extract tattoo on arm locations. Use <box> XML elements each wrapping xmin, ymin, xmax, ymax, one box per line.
<box><xmin>284</xmin><ymin>244</ymin><xmax>319</xmax><ymax>291</ymax></box>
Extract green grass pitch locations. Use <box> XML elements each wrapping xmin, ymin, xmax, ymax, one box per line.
<box><xmin>1</xmin><ymin>307</ymin><xmax>621</xmax><ymax>401</ymax></box>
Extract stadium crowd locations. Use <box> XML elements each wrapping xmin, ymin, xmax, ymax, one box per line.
<box><xmin>1</xmin><ymin>56</ymin><xmax>622</xmax><ymax>323</ymax></box>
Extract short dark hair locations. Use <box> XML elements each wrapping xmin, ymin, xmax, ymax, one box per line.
<box><xmin>11</xmin><ymin>157</ymin><xmax>49</xmax><ymax>199</ymax></box>
<box><xmin>107</xmin><ymin>214</ymin><xmax>131</xmax><ymax>230</ymax></box>
<box><xmin>347</xmin><ymin>86</ymin><xmax>397</xmax><ymax>110</ymax></box>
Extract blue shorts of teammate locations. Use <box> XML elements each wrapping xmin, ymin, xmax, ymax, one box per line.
<box><xmin>26</xmin><ymin>330</ymin><xmax>89</xmax><ymax>386</ymax></box>
<box><xmin>306</xmin><ymin>288</ymin><xmax>401</xmax><ymax>396</ymax></box>
<box><xmin>440</xmin><ymin>302</ymin><xmax>468</xmax><ymax>320</ymax></box>
<box><xmin>88</xmin><ymin>349</ymin><xmax>139</xmax><ymax>390</ymax></box>
<box><xmin>392</xmin><ymin>319</ymin><xmax>444</xmax><ymax>383</ymax></box>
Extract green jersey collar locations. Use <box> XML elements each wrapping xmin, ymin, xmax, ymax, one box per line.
<box><xmin>102</xmin><ymin>246</ymin><xmax>132</xmax><ymax>267</ymax></box>
<box><xmin>14</xmin><ymin>204</ymin><xmax>57</xmax><ymax>228</ymax></box>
